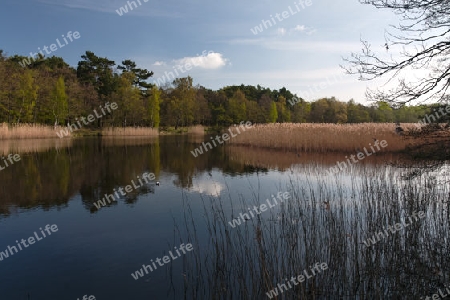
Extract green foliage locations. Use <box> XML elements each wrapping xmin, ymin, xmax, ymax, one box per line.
<box><xmin>112</xmin><ymin>72</ymin><xmax>145</xmax><ymax>126</ymax></box>
<box><xmin>0</xmin><ymin>48</ymin><xmax>444</xmax><ymax>129</ymax></box>
<box><xmin>167</xmin><ymin>77</ymin><xmax>196</xmax><ymax>127</ymax></box>
<box><xmin>77</xmin><ymin>51</ymin><xmax>116</xmax><ymax>101</ymax></box>
<box><xmin>17</xmin><ymin>70</ymin><xmax>38</xmax><ymax>123</ymax></box>
<box><xmin>374</xmin><ymin>101</ymin><xmax>394</xmax><ymax>122</ymax></box>
<box><xmin>51</xmin><ymin>76</ymin><xmax>68</xmax><ymax>125</ymax></box>
<box><xmin>269</xmin><ymin>101</ymin><xmax>278</xmax><ymax>123</ymax></box>
<box><xmin>148</xmin><ymin>86</ymin><xmax>161</xmax><ymax>128</ymax></box>
<box><xmin>118</xmin><ymin>59</ymin><xmax>153</xmax><ymax>90</ymax></box>
<box><xmin>227</xmin><ymin>90</ymin><xmax>247</xmax><ymax>123</ymax></box>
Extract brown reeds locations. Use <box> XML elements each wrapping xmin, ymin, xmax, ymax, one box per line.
<box><xmin>174</xmin><ymin>166</ymin><xmax>450</xmax><ymax>299</ymax></box>
<box><xmin>228</xmin><ymin>123</ymin><xmax>419</xmax><ymax>152</ymax></box>
<box><xmin>187</xmin><ymin>125</ymin><xmax>205</xmax><ymax>135</ymax></box>
<box><xmin>0</xmin><ymin>123</ymin><xmax>67</xmax><ymax>139</ymax></box>
<box><xmin>101</xmin><ymin>127</ymin><xmax>159</xmax><ymax>137</ymax></box>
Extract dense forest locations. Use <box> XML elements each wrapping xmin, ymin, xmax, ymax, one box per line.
<box><xmin>0</xmin><ymin>50</ymin><xmax>445</xmax><ymax>128</ymax></box>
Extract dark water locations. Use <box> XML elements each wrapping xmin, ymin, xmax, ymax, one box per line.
<box><xmin>0</xmin><ymin>136</ymin><xmax>448</xmax><ymax>299</ymax></box>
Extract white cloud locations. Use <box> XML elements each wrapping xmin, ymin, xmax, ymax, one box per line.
<box><xmin>293</xmin><ymin>25</ymin><xmax>306</xmax><ymax>32</ymax></box>
<box><xmin>190</xmin><ymin>179</ymin><xmax>224</xmax><ymax>197</ymax></box>
<box><xmin>153</xmin><ymin>61</ymin><xmax>165</xmax><ymax>66</ymax></box>
<box><xmin>290</xmin><ymin>25</ymin><xmax>316</xmax><ymax>35</ymax></box>
<box><xmin>175</xmin><ymin>52</ymin><xmax>228</xmax><ymax>69</ymax></box>
<box><xmin>277</xmin><ymin>28</ymin><xmax>287</xmax><ymax>36</ymax></box>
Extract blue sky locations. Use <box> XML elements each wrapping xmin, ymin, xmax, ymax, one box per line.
<box><xmin>0</xmin><ymin>0</ymin><xmax>399</xmax><ymax>104</ymax></box>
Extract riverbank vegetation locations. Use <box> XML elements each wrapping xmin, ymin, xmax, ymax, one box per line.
<box><xmin>174</xmin><ymin>167</ymin><xmax>450</xmax><ymax>298</ymax></box>
<box><xmin>229</xmin><ymin>123</ymin><xmax>420</xmax><ymax>153</ymax></box>
<box><xmin>1</xmin><ymin>50</ymin><xmax>448</xmax><ymax>134</ymax></box>
<box><xmin>0</xmin><ymin>123</ymin><xmax>68</xmax><ymax>139</ymax></box>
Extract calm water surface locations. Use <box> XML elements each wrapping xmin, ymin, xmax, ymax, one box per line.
<box><xmin>0</xmin><ymin>136</ymin><xmax>448</xmax><ymax>299</ymax></box>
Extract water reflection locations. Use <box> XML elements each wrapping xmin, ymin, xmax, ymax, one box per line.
<box><xmin>0</xmin><ymin>135</ymin><xmax>449</xmax><ymax>299</ymax></box>
<box><xmin>0</xmin><ymin>136</ymin><xmax>419</xmax><ymax>217</ymax></box>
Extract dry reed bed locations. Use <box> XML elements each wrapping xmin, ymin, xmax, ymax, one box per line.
<box><xmin>101</xmin><ymin>127</ymin><xmax>159</xmax><ymax>137</ymax></box>
<box><xmin>229</xmin><ymin>123</ymin><xmax>418</xmax><ymax>152</ymax></box>
<box><xmin>187</xmin><ymin>125</ymin><xmax>205</xmax><ymax>135</ymax></box>
<box><xmin>175</xmin><ymin>168</ymin><xmax>449</xmax><ymax>298</ymax></box>
<box><xmin>0</xmin><ymin>123</ymin><xmax>66</xmax><ymax>139</ymax></box>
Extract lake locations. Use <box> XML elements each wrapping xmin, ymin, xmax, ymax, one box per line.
<box><xmin>0</xmin><ymin>136</ymin><xmax>449</xmax><ymax>299</ymax></box>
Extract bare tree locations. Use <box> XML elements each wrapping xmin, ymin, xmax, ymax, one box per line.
<box><xmin>342</xmin><ymin>0</ymin><xmax>450</xmax><ymax>105</ymax></box>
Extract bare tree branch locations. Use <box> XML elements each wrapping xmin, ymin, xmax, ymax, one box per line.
<box><xmin>342</xmin><ymin>0</ymin><xmax>450</xmax><ymax>104</ymax></box>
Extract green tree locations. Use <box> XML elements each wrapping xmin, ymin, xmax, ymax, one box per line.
<box><xmin>227</xmin><ymin>90</ymin><xmax>247</xmax><ymax>123</ymax></box>
<box><xmin>118</xmin><ymin>59</ymin><xmax>153</xmax><ymax>90</ymax></box>
<box><xmin>269</xmin><ymin>101</ymin><xmax>278</xmax><ymax>123</ymax></box>
<box><xmin>169</xmin><ymin>77</ymin><xmax>196</xmax><ymax>127</ymax></box>
<box><xmin>148</xmin><ymin>86</ymin><xmax>160</xmax><ymax>128</ymax></box>
<box><xmin>77</xmin><ymin>51</ymin><xmax>117</xmax><ymax>117</ymax></box>
<box><xmin>112</xmin><ymin>72</ymin><xmax>144</xmax><ymax>127</ymax></box>
<box><xmin>17</xmin><ymin>70</ymin><xmax>38</xmax><ymax>123</ymax></box>
<box><xmin>291</xmin><ymin>97</ymin><xmax>310</xmax><ymax>123</ymax></box>
<box><xmin>194</xmin><ymin>88</ymin><xmax>211</xmax><ymax>125</ymax></box>
<box><xmin>375</xmin><ymin>101</ymin><xmax>394</xmax><ymax>122</ymax></box>
<box><xmin>276</xmin><ymin>96</ymin><xmax>291</xmax><ymax>123</ymax></box>
<box><xmin>309</xmin><ymin>99</ymin><xmax>329</xmax><ymax>122</ymax></box>
<box><xmin>51</xmin><ymin>76</ymin><xmax>68</xmax><ymax>126</ymax></box>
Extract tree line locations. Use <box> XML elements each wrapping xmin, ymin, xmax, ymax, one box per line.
<box><xmin>0</xmin><ymin>50</ymin><xmax>445</xmax><ymax>128</ymax></box>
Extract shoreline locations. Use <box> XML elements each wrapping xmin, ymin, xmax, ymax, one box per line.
<box><xmin>1</xmin><ymin>123</ymin><xmax>448</xmax><ymax>160</ymax></box>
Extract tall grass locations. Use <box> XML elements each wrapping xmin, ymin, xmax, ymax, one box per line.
<box><xmin>101</xmin><ymin>127</ymin><xmax>159</xmax><ymax>137</ymax></box>
<box><xmin>173</xmin><ymin>167</ymin><xmax>450</xmax><ymax>299</ymax></box>
<box><xmin>229</xmin><ymin>123</ymin><xmax>419</xmax><ymax>152</ymax></box>
<box><xmin>187</xmin><ymin>125</ymin><xmax>205</xmax><ymax>135</ymax></box>
<box><xmin>0</xmin><ymin>123</ymin><xmax>67</xmax><ymax>139</ymax></box>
